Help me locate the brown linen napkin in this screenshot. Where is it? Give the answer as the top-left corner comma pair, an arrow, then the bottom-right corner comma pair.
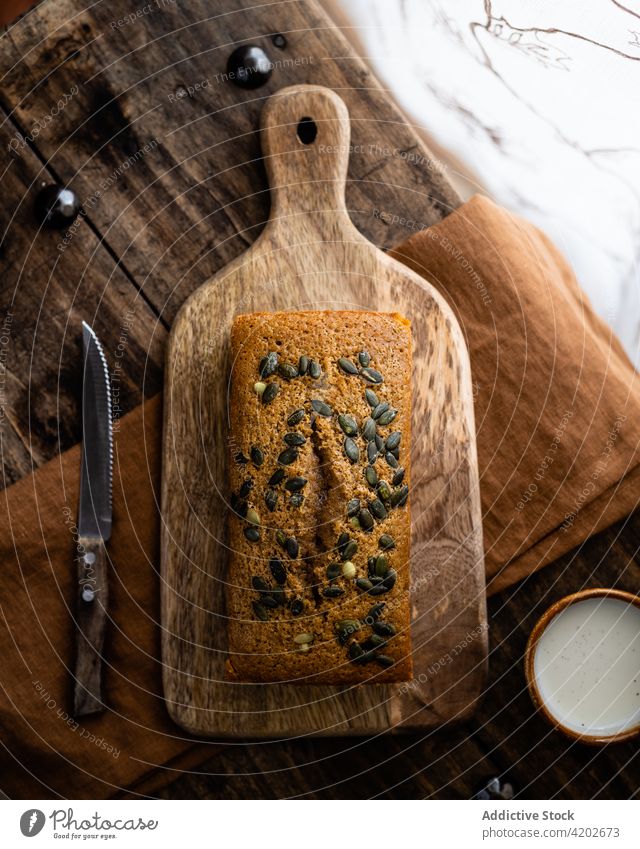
389,195 -> 640,593
1,195 -> 638,798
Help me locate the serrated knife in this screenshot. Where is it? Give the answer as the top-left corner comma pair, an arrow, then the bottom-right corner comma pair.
73,321 -> 113,717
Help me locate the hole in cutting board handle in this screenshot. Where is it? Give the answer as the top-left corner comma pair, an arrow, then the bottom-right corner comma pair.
296,116 -> 317,145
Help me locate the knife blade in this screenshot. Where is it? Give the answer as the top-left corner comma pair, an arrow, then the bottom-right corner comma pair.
73,321 -> 113,717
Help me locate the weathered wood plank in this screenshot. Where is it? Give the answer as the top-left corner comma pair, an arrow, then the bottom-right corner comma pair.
0,0 -> 459,333
0,106 -> 165,484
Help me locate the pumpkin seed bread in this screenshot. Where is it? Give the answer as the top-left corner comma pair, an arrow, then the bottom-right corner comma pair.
226,311 -> 413,684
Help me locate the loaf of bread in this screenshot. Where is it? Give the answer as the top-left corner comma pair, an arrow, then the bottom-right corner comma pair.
226,311 -> 413,684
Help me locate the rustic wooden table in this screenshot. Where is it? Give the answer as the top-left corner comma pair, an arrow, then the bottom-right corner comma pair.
1,0 -> 638,799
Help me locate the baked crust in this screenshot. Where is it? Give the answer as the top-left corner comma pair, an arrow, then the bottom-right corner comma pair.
226,310 -> 413,684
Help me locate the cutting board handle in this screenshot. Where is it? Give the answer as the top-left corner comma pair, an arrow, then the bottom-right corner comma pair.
260,85 -> 354,232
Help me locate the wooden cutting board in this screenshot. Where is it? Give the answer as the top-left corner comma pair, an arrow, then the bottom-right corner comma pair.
161,84 -> 487,737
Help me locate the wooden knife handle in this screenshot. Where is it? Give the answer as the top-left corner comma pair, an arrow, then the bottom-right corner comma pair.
73,535 -> 109,716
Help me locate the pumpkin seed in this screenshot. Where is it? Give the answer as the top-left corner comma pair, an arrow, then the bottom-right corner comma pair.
392,467 -> 405,486
250,446 -> 264,467
235,451 -> 249,465
261,594 -> 278,608
251,575 -> 269,592
367,442 -> 378,464
378,534 -> 396,551
383,568 -> 397,590
261,382 -> 280,404
278,362 -> 298,380
254,381 -> 267,397
298,355 -> 309,375
373,621 -> 397,637
244,526 -> 260,542
358,508 -> 374,531
360,366 -> 383,384
285,476 -> 307,492
284,432 -> 306,446
342,561 -> 357,579
367,584 -> 389,596
342,539 -> 358,560
278,447 -> 298,465
376,654 -> 394,668
239,478 -> 253,499
390,446 -> 400,460
337,532 -> 350,554
386,431 -> 401,451
356,577 -> 373,592
311,399 -> 332,417
252,600 -> 268,621
338,414 -> 358,437
349,642 -> 365,660
285,536 -> 299,559
259,351 -> 278,378
276,529 -> 287,548
298,642 -> 310,653
290,493 -> 304,507
367,556 -> 377,576
390,484 -> 409,507
369,499 -> 387,521
323,586 -> 345,598
338,357 -> 358,375
294,633 -> 314,644
232,498 -> 248,519
269,557 -> 286,585
369,633 -> 388,647
246,507 -> 261,526
358,351 -> 370,367
372,402 -> 389,420
375,434 -> 385,453
365,388 -> 379,408
349,516 -> 361,530
268,468 -> 285,486
309,360 -> 322,379
346,498 -> 360,517
271,586 -> 286,605
362,417 -> 377,441
377,480 -> 392,502
367,602 -> 386,621
365,465 -> 378,487
344,437 -> 359,463
385,451 -> 399,469
290,597 -> 303,616
336,619 -> 360,639
374,555 -> 389,577
327,563 -> 342,580
287,408 -> 306,427
379,409 -> 398,426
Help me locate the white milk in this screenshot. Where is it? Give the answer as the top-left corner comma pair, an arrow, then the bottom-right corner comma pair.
533,597 -> 640,737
